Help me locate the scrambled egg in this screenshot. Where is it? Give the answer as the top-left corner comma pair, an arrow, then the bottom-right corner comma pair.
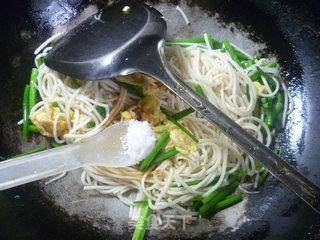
119,74 -> 198,156
253,82 -> 266,94
31,106 -> 69,137
164,121 -> 197,155
120,109 -> 136,121
138,95 -> 166,126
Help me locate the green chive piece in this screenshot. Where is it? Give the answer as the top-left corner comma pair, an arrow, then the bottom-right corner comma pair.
28,124 -> 40,133
234,48 -> 251,61
139,131 -> 170,172
258,169 -> 270,187
95,106 -> 106,118
266,61 -> 277,68
13,145 -> 46,158
160,107 -> 199,143
256,66 -> 276,91
132,202 -> 152,240
199,181 -> 239,216
70,78 -> 83,88
245,84 -> 250,101
241,59 -> 255,69
194,84 -> 207,99
51,101 -> 59,108
35,57 -> 44,68
166,35 -> 222,49
166,36 -> 207,44
209,193 -> 243,214
86,121 -> 96,128
114,80 -> 145,98
133,200 -> 148,206
222,40 -> 241,66
186,176 -> 220,187
51,142 -> 65,148
29,68 -> 38,110
22,84 -> 30,140
172,108 -> 194,120
264,113 -> 274,127
255,161 -> 262,170
202,177 -> 239,205
249,70 -> 261,82
153,147 -> 179,165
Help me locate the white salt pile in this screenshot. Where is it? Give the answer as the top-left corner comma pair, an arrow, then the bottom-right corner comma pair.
122,120 -> 156,163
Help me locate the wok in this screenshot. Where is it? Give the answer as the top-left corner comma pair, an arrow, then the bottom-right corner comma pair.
0,0 -> 319,239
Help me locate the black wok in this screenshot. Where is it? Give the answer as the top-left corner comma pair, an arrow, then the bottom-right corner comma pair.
0,0 -> 319,239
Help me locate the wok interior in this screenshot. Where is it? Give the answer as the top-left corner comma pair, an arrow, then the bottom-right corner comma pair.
0,0 -> 319,239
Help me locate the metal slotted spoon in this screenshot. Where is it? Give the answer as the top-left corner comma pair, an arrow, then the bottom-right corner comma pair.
45,0 -> 320,214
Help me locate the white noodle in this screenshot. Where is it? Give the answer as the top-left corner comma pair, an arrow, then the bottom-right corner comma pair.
31,33 -> 288,221
34,32 -> 63,55
175,6 -> 190,25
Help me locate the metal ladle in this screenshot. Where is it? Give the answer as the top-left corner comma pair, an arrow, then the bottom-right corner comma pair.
45,0 -> 320,214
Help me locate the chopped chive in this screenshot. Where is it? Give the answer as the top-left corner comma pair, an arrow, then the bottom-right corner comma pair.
132,201 -> 152,240
186,198 -> 203,211
172,108 -> 194,120
258,169 -> 269,187
13,145 -> 46,158
153,147 -> 178,165
274,91 -> 284,113
249,70 -> 261,82
86,121 -> 96,128
253,100 -> 261,118
22,84 -> 30,140
241,59 -> 255,69
209,193 -> 243,214
139,131 -> 170,172
232,169 -> 248,178
199,181 -> 239,216
208,35 -> 223,49
160,107 -> 199,143
273,148 -> 280,155
166,36 -> 206,44
51,142 -> 65,148
234,48 -> 251,61
256,66 -> 276,91
166,35 -> 222,49
133,200 -> 148,206
114,80 -> 145,98
253,55 -> 261,62
51,101 -> 59,108
202,177 -> 239,205
255,161 -> 262,170
275,113 -> 283,130
95,106 -> 106,118
261,97 -> 273,109
222,39 -> 241,66
185,179 -> 202,186
264,113 -> 274,127
194,84 -> 207,99
35,57 -> 44,68
70,78 -> 82,88
266,61 -> 277,68
245,84 -> 250,101
29,68 -> 38,110
186,176 -> 219,187
28,124 -> 40,133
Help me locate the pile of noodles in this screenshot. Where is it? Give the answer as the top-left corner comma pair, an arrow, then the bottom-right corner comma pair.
29,33 -> 288,219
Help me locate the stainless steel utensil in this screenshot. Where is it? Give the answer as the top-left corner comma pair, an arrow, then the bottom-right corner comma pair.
45,0 -> 320,214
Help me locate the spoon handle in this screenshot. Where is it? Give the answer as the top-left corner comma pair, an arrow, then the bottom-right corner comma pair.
142,41 -> 320,214
0,144 -> 82,190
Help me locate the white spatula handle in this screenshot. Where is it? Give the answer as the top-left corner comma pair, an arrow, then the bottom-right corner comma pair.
0,144 -> 82,190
